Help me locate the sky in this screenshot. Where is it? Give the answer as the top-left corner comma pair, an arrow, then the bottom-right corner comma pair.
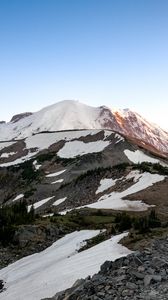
0,0 -> 168,130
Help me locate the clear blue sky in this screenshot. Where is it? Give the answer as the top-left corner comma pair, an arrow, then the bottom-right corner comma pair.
0,0 -> 168,130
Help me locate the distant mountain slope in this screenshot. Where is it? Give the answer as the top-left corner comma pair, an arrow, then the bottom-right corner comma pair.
0,100 -> 167,156
0,128 -> 167,213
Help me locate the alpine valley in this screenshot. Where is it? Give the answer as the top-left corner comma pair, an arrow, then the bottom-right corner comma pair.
0,100 -> 168,300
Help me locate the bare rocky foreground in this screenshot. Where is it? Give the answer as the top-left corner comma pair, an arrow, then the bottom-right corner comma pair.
42,236 -> 168,300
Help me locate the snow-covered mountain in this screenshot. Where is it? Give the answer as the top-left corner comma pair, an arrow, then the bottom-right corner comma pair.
0,100 -> 167,156
0,100 -> 167,300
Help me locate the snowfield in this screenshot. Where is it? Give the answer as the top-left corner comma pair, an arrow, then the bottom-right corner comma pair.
85,172 -> 165,211
52,197 -> 67,206
0,129 -> 111,167
45,169 -> 66,177
0,152 -> 16,158
0,231 -> 131,300
57,140 -> 110,158
33,160 -> 41,170
0,151 -> 37,167
25,129 -> 102,151
60,171 -> 165,213
12,194 -> 24,202
96,178 -> 118,194
0,141 -> 16,151
51,179 -> 64,184
28,196 -> 55,212
124,149 -> 166,166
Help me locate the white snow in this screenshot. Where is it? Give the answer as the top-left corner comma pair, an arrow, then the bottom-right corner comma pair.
52,197 -> 67,206
59,208 -> 73,215
0,101 -> 106,141
0,151 -> 36,167
51,179 -> 64,184
45,169 -> 66,177
0,141 -> 16,151
0,152 -> 16,158
57,140 -> 110,158
12,194 -> 24,202
42,213 -> 54,218
60,171 -> 165,214
96,178 -> 117,194
125,170 -> 142,182
85,172 -> 165,211
124,149 -> 163,164
0,100 -> 167,155
25,129 -> 102,151
0,230 -> 131,300
28,196 -> 55,212
33,160 -> 41,170
115,133 -> 124,144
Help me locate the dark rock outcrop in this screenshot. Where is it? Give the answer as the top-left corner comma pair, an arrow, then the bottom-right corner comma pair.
10,112 -> 32,123
0,224 -> 66,269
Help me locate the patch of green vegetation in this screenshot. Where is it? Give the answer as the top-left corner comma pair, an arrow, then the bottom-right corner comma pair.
113,162 -> 130,171
115,209 -> 161,234
50,210 -> 112,228
21,161 -> 41,182
7,159 -> 41,183
133,162 -> 168,175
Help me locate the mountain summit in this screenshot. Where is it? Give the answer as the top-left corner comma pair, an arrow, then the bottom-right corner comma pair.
0,100 -> 167,156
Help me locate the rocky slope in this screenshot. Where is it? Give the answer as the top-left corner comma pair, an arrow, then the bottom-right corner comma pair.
0,128 -> 167,216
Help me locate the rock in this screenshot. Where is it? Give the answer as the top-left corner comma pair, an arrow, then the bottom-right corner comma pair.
152,275 -> 162,282
0,280 -> 4,292
130,270 -> 145,279
10,112 -> 32,123
122,289 -> 134,296
144,275 -> 153,286
126,282 -> 137,290
100,261 -> 112,273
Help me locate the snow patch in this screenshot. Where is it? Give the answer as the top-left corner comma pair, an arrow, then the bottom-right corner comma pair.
28,196 -> 55,212
0,230 -> 131,300
115,133 -> 124,144
42,213 -> 54,218
12,194 -> 24,202
124,149 -> 162,164
53,197 -> 67,206
61,172 -> 165,213
25,130 -> 102,151
0,141 -> 16,151
46,169 -> 66,177
96,178 -> 117,194
0,152 -> 17,158
86,172 -> 165,211
51,179 -> 64,184
57,140 -> 110,158
0,151 -> 37,167
33,160 -> 41,170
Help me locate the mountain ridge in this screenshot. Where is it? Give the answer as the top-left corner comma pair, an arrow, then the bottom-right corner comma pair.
0,100 -> 167,156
